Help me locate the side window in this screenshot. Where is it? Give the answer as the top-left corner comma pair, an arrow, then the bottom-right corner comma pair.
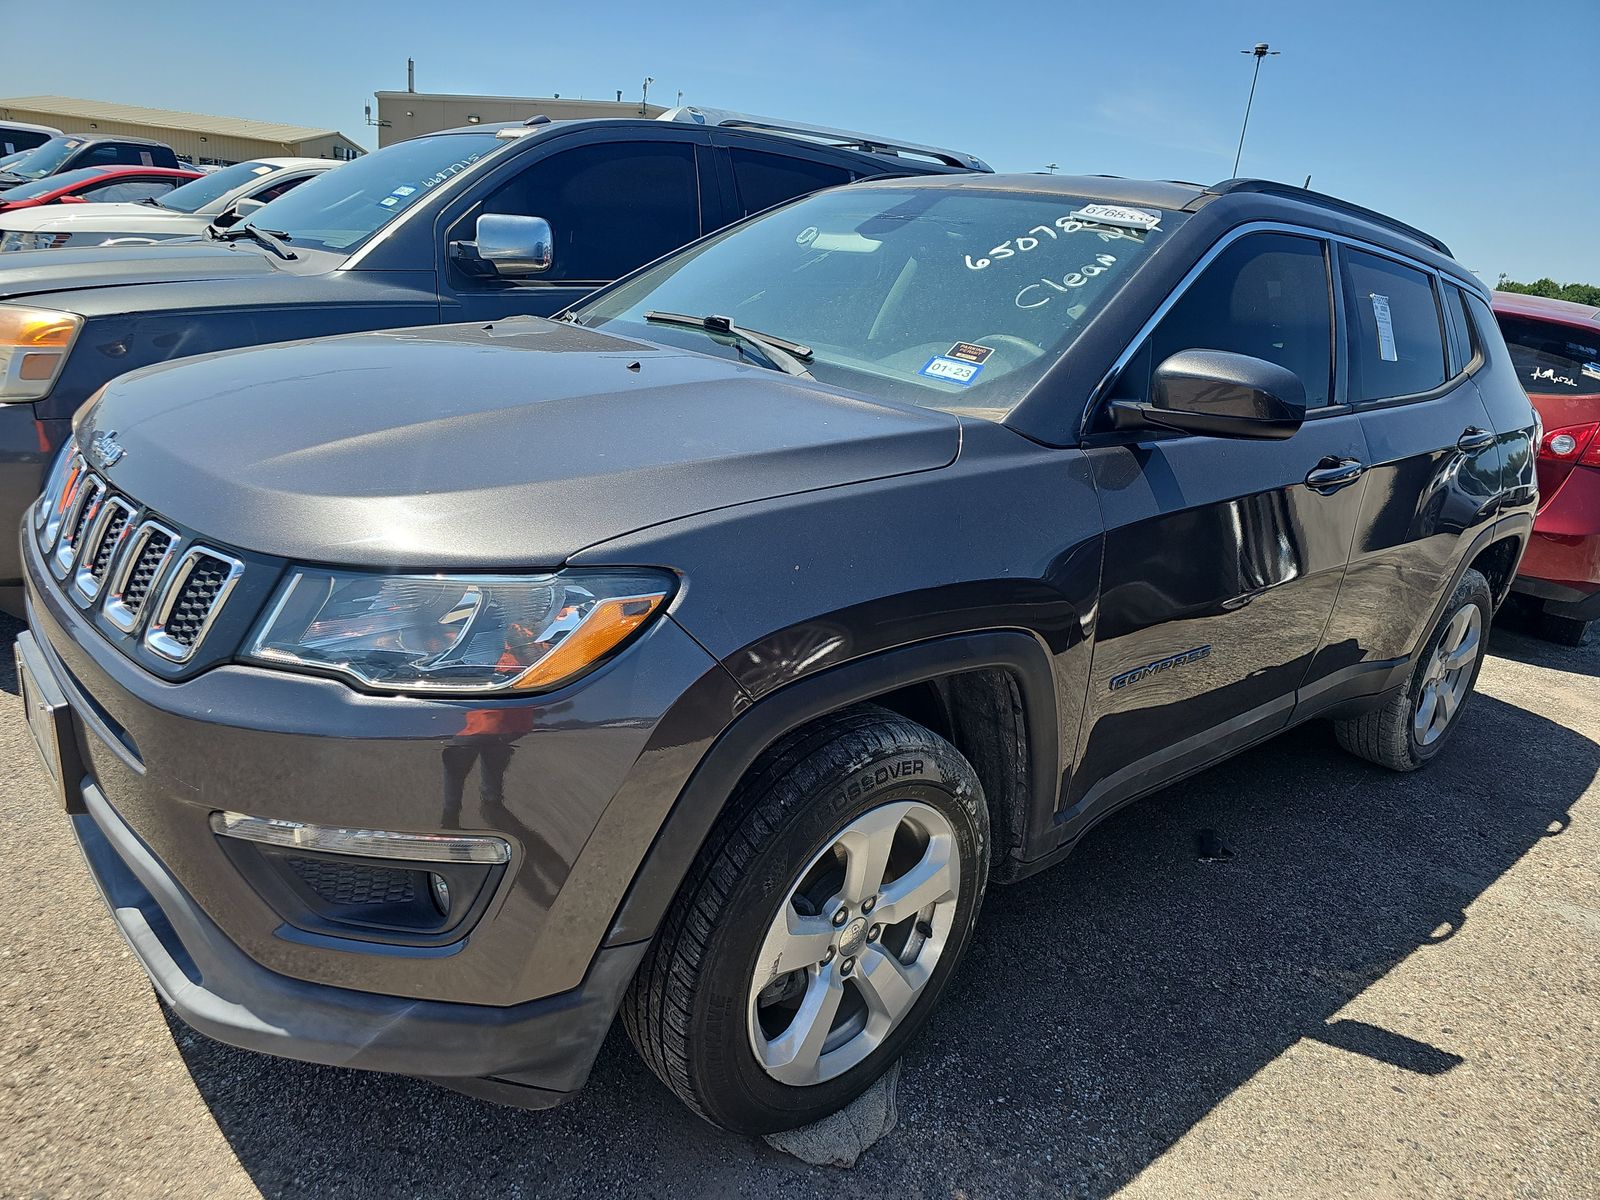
79,145 -> 121,169
479,141 -> 700,283
1340,249 -> 1446,402
250,174 -> 312,204
82,179 -> 176,202
1134,232 -> 1333,407
1443,286 -> 1477,375
730,149 -> 853,217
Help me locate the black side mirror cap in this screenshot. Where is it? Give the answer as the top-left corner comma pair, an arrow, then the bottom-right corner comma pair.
1109,349 -> 1307,441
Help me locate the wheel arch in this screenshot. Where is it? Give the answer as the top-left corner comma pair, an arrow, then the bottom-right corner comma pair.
603,629 -> 1062,948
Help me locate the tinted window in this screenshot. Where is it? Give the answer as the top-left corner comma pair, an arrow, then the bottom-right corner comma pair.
731,149 -> 853,216
1138,232 -> 1332,407
481,141 -> 700,282
84,179 -> 178,202
250,173 -> 312,203
79,145 -> 122,169
1341,249 -> 1446,401
1496,312 -> 1600,396
1443,286 -> 1476,375
1,128 -> 52,155
0,167 -> 104,201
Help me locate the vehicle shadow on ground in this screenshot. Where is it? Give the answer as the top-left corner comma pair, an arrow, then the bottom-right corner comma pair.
1487,601 -> 1600,678
160,684 -> 1589,1198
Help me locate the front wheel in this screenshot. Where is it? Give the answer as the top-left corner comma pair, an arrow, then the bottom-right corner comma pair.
622,706 -> 989,1134
1334,568 -> 1492,771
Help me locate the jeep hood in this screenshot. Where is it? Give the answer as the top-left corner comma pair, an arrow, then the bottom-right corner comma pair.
0,240 -> 278,300
77,318 -> 961,569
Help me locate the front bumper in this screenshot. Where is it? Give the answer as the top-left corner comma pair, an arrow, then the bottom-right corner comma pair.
57,729 -> 643,1104
19,508 -> 742,1098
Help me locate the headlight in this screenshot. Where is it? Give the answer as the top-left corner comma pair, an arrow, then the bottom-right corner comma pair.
245,569 -> 673,694
0,304 -> 82,402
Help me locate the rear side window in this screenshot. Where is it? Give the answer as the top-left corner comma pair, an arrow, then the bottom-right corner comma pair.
1496,312 -> 1600,396
1443,286 -> 1477,375
1341,249 -> 1446,402
1136,231 -> 1333,407
730,149 -> 853,217
481,141 -> 700,282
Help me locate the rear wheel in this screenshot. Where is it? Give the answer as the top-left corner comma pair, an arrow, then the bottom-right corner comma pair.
622,705 -> 989,1134
1334,568 -> 1491,771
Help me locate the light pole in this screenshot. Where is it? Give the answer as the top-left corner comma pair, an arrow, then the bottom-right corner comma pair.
641,76 -> 655,116
1233,42 -> 1279,178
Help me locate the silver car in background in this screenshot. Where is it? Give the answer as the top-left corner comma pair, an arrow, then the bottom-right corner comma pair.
0,158 -> 338,252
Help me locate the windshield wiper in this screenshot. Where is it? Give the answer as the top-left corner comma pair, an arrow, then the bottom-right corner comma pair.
205,222 -> 296,260
643,311 -> 813,377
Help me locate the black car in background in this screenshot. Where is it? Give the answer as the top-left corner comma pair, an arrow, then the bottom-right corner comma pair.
0,107 -> 987,614
17,172 -> 1536,1133
0,135 -> 181,192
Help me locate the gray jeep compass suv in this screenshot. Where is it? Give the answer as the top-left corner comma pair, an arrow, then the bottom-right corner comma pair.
17,172 -> 1537,1133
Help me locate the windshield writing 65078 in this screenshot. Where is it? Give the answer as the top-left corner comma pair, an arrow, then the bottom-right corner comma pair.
965,217 -> 1144,271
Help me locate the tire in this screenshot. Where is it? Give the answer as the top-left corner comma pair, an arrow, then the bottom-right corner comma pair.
1334,568 -> 1492,771
1538,610 -> 1592,647
622,704 -> 989,1134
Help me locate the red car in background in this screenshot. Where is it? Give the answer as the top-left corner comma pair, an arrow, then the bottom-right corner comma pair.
0,165 -> 200,213
1494,291 -> 1600,644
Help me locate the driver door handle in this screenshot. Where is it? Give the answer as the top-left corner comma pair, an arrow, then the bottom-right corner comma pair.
1457,426 -> 1496,452
1305,456 -> 1365,493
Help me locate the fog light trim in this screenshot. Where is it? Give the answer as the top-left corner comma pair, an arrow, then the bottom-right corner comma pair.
210,811 -> 511,864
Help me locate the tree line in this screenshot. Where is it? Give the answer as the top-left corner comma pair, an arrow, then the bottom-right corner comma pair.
1496,276 -> 1600,308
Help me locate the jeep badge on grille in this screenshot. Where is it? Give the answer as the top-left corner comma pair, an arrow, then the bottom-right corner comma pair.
87,431 -> 125,470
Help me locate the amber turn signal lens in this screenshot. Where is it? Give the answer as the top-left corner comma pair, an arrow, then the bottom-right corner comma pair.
510,592 -> 668,690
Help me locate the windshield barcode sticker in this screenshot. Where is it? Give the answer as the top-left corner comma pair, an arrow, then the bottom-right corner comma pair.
1370,293 -> 1398,362
920,355 -> 984,386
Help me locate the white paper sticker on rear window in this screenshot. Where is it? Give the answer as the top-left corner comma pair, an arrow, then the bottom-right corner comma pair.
1370,293 -> 1398,362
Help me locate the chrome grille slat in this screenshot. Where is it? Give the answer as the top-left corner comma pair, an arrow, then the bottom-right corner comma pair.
71,497 -> 135,602
144,546 -> 245,663
50,473 -> 105,579
103,520 -> 178,633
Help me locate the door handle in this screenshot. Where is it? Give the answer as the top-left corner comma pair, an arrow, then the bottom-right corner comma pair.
1457,426 -> 1496,452
1305,456 -> 1365,493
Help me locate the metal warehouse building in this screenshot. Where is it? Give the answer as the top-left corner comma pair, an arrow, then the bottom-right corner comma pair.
374,91 -> 664,148
0,96 -> 364,166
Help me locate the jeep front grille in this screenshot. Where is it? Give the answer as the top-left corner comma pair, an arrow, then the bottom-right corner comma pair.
35,446 -> 246,664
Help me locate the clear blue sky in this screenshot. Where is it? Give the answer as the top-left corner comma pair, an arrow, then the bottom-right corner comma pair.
3,0 -> 1594,282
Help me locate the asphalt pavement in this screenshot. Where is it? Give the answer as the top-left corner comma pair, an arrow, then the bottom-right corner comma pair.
0,608 -> 1595,1198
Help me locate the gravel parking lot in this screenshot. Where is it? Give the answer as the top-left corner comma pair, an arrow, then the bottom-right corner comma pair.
0,608 -> 1594,1198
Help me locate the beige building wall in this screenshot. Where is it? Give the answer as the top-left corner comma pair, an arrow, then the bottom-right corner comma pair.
0,99 -> 363,166
375,92 -> 666,147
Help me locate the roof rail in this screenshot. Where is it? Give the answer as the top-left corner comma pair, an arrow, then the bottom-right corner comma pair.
1202,178 -> 1452,257
656,106 -> 992,173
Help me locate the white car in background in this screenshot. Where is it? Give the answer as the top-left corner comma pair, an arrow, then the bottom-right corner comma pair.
0,157 -> 338,252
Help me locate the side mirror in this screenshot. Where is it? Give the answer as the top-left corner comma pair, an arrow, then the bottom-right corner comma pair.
218,196 -> 266,228
451,213 -> 553,278
58,194 -> 88,204
1109,349 -> 1306,440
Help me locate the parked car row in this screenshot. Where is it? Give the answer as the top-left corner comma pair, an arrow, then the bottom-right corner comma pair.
0,103 -> 1557,1135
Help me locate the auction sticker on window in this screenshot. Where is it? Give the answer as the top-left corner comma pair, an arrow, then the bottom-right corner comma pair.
920,355 -> 984,386
1370,293 -> 1398,362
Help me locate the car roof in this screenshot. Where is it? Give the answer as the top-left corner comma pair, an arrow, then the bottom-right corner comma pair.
1491,290 -> 1600,329
248,157 -> 336,170
421,116 -> 978,174
58,133 -> 171,147
848,171 -> 1455,259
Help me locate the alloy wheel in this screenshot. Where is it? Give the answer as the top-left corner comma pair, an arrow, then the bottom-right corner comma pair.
747,800 -> 960,1086
1413,601 -> 1482,746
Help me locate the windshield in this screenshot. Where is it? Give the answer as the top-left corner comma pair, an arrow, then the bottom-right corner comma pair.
239,133 -> 503,254
574,185 -> 1172,416
1,136 -> 84,181
1498,313 -> 1600,396
159,160 -> 280,213
0,167 -> 105,201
